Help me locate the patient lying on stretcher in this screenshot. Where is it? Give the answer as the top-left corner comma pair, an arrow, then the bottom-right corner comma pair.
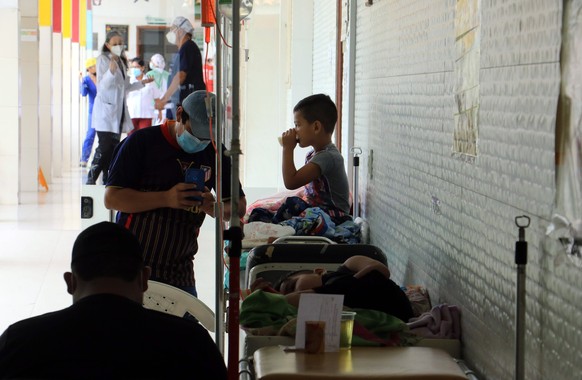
251,255 -> 414,322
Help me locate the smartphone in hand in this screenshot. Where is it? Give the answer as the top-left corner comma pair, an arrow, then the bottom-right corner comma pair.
185,168 -> 205,201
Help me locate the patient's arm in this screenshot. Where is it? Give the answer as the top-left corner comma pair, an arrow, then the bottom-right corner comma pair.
343,255 -> 390,279
284,289 -> 315,307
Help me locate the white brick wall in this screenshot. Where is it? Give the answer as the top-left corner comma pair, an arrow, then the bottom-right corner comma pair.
311,0 -> 581,379
312,0 -> 337,97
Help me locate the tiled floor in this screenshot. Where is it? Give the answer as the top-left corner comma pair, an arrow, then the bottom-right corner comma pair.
0,168 -> 272,339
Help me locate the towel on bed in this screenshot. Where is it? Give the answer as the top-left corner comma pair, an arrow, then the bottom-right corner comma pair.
240,290 -> 421,347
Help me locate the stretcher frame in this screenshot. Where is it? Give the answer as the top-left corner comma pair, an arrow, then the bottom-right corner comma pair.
244,242 -> 387,289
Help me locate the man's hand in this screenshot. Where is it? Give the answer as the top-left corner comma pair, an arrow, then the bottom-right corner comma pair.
165,182 -> 205,210
199,187 -> 216,217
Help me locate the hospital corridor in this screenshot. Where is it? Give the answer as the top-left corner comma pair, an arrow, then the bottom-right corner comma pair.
1,1 -> 582,379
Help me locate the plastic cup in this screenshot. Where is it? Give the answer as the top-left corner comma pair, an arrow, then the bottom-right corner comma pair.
340,311 -> 356,350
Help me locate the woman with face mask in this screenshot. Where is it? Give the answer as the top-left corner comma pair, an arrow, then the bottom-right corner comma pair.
126,57 -> 156,135
87,30 -> 153,185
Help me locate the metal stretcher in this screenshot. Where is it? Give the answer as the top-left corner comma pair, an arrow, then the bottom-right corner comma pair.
239,241 -> 467,379
240,241 -> 387,358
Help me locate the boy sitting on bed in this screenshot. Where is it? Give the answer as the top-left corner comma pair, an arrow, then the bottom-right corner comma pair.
278,94 -> 351,225
251,255 -> 414,323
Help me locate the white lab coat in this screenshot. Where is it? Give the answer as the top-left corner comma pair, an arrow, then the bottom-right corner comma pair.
126,76 -> 156,119
92,53 -> 144,134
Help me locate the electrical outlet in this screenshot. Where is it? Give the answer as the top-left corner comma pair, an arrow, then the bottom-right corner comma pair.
81,196 -> 93,219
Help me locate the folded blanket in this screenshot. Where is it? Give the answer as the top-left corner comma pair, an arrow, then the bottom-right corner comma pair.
240,290 -> 421,347
406,303 -> 461,339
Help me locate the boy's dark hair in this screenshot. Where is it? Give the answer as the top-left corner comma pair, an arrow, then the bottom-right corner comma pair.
273,269 -> 313,294
293,94 -> 337,134
71,222 -> 144,282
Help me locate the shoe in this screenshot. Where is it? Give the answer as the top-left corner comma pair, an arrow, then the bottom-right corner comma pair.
80,161 -> 87,168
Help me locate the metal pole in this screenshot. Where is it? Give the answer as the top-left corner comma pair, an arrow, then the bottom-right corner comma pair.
514,215 -> 529,380
226,1 -> 242,379
346,0 -> 357,193
214,0 -> 225,355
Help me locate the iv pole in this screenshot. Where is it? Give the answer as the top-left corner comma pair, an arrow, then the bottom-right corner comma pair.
223,1 -> 243,379
213,0 -> 225,355
514,215 -> 529,380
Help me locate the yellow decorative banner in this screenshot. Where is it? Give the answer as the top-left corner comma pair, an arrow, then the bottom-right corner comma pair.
62,0 -> 71,38
39,0 -> 51,27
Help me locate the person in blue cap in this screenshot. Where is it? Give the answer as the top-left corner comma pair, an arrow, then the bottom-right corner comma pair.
0,222 -> 227,379
105,91 -> 247,297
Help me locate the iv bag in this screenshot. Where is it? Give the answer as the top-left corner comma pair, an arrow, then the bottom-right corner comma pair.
219,0 -> 253,21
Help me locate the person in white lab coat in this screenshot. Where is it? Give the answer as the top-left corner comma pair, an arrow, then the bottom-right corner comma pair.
87,30 -> 153,185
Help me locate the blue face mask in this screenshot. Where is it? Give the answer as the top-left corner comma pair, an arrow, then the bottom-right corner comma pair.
132,68 -> 142,77
176,123 -> 210,153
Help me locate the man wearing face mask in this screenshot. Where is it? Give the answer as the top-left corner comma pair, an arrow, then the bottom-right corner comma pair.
104,91 -> 246,297
154,16 -> 205,120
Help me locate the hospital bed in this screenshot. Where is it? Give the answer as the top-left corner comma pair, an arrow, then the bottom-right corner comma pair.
239,241 -> 462,360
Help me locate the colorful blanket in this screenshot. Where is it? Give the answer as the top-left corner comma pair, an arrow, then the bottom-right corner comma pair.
244,192 -> 361,244
240,290 -> 421,347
